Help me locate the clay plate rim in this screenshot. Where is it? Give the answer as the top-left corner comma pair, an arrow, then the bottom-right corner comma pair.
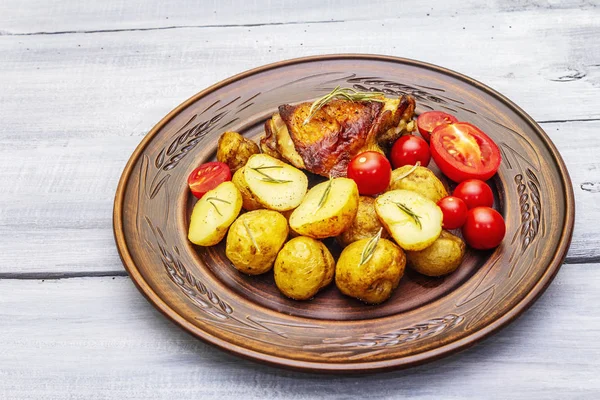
113,54 -> 575,373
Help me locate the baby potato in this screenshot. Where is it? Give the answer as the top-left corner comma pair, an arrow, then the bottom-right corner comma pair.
406,231 -> 466,277
244,154 -> 309,211
188,181 -> 242,246
388,165 -> 448,203
336,236 -> 406,304
226,210 -> 288,275
274,237 -> 335,300
217,131 -> 260,173
375,189 -> 443,251
289,178 -> 359,239
232,167 -> 263,211
337,196 -> 389,247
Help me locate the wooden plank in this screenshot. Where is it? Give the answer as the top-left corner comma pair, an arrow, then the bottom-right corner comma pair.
1,120 -> 596,275
0,8 -> 599,130
0,0 -> 593,35
1,265 -> 599,399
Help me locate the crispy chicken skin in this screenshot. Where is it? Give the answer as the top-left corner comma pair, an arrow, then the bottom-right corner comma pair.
261,95 -> 416,177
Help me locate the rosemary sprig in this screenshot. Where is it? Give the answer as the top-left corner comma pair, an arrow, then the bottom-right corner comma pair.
316,177 -> 333,211
243,220 -> 260,253
392,162 -> 421,182
205,196 -> 231,204
250,166 -> 292,184
251,165 -> 283,171
394,202 -> 422,230
359,228 -> 383,266
303,86 -> 385,125
209,201 -> 222,216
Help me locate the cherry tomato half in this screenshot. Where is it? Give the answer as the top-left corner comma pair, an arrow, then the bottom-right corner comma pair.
347,151 -> 391,195
453,179 -> 494,209
417,111 -> 458,141
462,207 -> 506,250
187,161 -> 231,199
437,196 -> 468,229
430,122 -> 501,182
390,135 -> 431,168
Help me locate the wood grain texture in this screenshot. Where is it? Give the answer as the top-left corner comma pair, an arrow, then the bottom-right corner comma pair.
1,266 -> 599,399
1,0 -> 595,34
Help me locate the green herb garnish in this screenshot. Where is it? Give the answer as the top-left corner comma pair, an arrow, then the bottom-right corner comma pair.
243,220 -> 260,253
360,228 -> 383,266
303,86 -> 385,125
316,177 -> 334,211
250,166 -> 292,184
394,202 -> 422,229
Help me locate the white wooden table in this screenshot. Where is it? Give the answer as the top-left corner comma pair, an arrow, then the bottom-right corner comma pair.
1,1 -> 599,398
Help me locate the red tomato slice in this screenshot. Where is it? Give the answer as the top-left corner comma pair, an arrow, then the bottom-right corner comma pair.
187,161 -> 231,199
417,111 -> 458,141
430,122 -> 501,182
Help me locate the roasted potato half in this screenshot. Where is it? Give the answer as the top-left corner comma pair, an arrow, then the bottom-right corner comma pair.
406,231 -> 466,277
232,167 -> 263,211
337,196 -> 389,247
388,165 -> 448,203
217,131 -> 260,173
336,235 -> 406,304
225,210 -> 288,275
244,154 -> 308,211
289,178 -> 359,239
274,237 -> 335,300
188,181 -> 242,246
375,189 -> 443,251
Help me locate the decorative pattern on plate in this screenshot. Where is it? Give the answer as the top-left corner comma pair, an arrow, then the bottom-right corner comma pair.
304,314 -> 464,360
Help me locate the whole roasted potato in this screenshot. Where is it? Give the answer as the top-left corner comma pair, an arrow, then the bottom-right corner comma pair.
337,196 -> 389,247
388,165 -> 448,203
406,231 -> 466,277
232,167 -> 263,211
226,210 -> 288,275
217,131 -> 260,173
336,236 -> 406,304
274,237 -> 335,300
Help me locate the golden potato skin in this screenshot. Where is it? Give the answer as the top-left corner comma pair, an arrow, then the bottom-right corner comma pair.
232,167 -> 263,211
406,231 -> 466,277
274,237 -> 335,300
226,210 -> 288,275
337,196 -> 389,247
388,165 -> 448,203
335,238 -> 406,304
217,131 -> 260,173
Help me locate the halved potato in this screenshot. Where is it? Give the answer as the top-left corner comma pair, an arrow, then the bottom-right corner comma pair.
232,167 -> 263,211
244,154 -> 308,211
188,181 -> 242,246
375,189 -> 443,251
289,178 -> 359,239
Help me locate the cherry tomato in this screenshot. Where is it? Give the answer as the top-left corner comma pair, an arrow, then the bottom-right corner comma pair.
347,151 -> 391,195
187,161 -> 231,199
417,111 -> 458,141
462,207 -> 506,250
453,179 -> 494,209
390,135 -> 431,168
437,196 -> 468,229
430,122 -> 501,182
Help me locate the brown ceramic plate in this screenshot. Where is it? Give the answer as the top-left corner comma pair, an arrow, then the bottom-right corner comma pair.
113,54 -> 574,373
